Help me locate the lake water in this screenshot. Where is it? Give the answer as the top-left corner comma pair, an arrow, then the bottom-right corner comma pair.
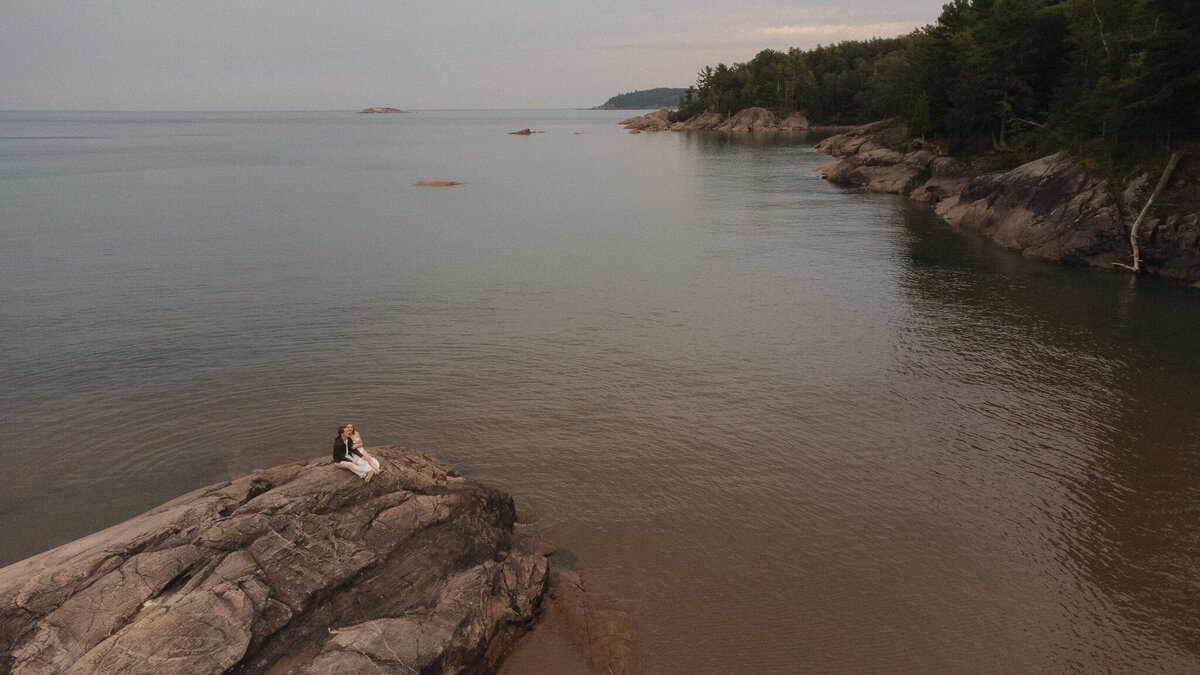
2,110 -> 1199,672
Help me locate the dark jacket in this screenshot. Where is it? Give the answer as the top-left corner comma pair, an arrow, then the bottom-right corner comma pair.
333,436 -> 363,464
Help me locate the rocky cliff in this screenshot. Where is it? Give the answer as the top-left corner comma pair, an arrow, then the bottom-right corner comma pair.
817,127 -> 1200,282
0,447 -> 550,674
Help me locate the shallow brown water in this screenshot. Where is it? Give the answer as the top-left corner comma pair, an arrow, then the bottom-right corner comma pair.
2,110 -> 1198,672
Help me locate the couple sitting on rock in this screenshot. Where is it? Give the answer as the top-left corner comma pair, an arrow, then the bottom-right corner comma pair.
334,423 -> 384,482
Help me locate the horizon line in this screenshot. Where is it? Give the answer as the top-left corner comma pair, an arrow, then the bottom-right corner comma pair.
0,107 -> 650,114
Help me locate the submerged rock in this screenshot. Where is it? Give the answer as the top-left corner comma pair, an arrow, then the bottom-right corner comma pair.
501,562 -> 637,675
0,447 -> 549,674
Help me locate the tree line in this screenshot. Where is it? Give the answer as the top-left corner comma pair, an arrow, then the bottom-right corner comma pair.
671,0 -> 1198,158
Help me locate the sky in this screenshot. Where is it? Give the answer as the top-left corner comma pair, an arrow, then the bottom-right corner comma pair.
2,1 -> 949,111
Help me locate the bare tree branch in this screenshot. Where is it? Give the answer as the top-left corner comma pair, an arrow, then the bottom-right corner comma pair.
1117,153 -> 1183,273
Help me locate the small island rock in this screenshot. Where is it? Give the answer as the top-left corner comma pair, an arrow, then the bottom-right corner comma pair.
359,107 -> 409,114
414,179 -> 463,187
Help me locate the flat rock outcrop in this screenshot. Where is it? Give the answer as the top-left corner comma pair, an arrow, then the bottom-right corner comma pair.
0,447 -> 549,674
359,108 -> 409,114
414,179 -> 462,187
818,127 -> 1200,281
619,108 -> 811,133
714,107 -> 809,133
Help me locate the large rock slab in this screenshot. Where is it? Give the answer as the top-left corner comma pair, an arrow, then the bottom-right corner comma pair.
934,151 -> 1126,266
0,447 -> 549,674
818,127 -> 1200,282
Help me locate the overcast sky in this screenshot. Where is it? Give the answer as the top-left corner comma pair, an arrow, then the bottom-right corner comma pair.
3,1 -> 948,111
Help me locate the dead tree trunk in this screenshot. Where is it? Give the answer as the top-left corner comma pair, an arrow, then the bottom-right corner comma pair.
1117,153 -> 1181,273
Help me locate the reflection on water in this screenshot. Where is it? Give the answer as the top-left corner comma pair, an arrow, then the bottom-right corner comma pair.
894,208 -> 1200,669
1,111 -> 1198,672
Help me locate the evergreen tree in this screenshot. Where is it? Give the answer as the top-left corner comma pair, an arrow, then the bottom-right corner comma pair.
672,0 -> 1197,157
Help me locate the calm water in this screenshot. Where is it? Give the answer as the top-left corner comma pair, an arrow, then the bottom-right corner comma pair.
2,110 -> 1199,672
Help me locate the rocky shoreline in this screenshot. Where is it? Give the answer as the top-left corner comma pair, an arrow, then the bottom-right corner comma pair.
816,127 -> 1200,283
620,107 -> 820,133
0,447 -> 633,674
621,110 -> 1198,283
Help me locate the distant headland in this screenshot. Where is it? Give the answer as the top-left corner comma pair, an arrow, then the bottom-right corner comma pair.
592,88 -> 686,110
359,107 -> 409,114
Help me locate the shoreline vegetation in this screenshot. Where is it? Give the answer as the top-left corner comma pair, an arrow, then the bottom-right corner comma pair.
0,447 -> 635,674
619,0 -> 1198,284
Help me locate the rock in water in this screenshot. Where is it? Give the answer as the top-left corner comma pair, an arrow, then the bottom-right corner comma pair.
0,447 -> 549,674
619,110 -> 674,132
414,179 -> 462,187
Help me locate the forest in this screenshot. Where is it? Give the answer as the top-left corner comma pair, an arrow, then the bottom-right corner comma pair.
670,0 -> 1198,160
